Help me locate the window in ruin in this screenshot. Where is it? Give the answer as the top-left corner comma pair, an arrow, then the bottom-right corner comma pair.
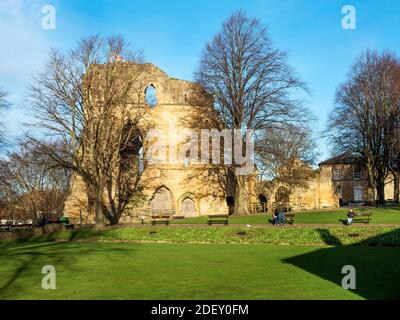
145,84 -> 157,108
120,123 -> 143,172
138,147 -> 144,174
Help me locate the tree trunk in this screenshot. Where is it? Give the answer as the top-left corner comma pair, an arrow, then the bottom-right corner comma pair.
376,172 -> 386,206
93,196 -> 106,229
107,210 -> 120,226
88,184 -> 106,229
234,175 -> 250,216
394,172 -> 399,204
366,162 -> 376,205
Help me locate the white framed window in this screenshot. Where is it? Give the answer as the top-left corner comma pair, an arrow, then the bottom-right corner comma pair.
333,168 -> 341,180
353,168 -> 362,180
354,187 -> 363,202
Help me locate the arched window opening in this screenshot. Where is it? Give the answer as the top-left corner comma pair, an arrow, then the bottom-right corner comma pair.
183,150 -> 191,168
145,85 -> 157,107
120,122 -> 143,172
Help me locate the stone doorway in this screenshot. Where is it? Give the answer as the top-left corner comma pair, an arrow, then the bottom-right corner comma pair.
258,194 -> 268,213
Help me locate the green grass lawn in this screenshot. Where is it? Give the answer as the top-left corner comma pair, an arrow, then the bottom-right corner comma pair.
1,208 -> 399,300
170,207 -> 400,225
1,240 -> 399,300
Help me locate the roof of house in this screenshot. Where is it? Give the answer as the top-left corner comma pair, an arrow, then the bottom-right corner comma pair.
318,153 -> 361,166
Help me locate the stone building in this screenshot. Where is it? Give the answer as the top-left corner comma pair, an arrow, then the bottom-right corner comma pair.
64,63 -> 395,224
252,153 -> 397,212
253,162 -> 340,213
318,153 -> 396,205
64,63 -> 251,223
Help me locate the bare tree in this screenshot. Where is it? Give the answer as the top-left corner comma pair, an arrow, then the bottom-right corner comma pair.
328,50 -> 400,205
388,76 -> 400,203
27,35 -> 148,227
0,140 -> 70,224
194,11 -> 309,215
257,125 -> 317,189
0,86 -> 8,147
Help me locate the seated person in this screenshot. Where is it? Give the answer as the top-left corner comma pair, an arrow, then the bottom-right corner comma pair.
278,211 -> 286,225
347,209 -> 355,225
272,209 -> 279,225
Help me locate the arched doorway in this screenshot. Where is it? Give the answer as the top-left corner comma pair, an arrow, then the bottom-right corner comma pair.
226,196 -> 234,215
181,198 -> 196,217
258,194 -> 268,213
151,187 -> 173,212
275,186 -> 290,212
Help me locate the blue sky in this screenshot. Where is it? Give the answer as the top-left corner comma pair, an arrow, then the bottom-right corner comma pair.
1,0 -> 400,160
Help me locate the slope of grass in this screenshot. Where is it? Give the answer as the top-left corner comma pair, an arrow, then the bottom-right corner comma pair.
97,226 -> 400,246
6,225 -> 400,247
1,241 -> 399,300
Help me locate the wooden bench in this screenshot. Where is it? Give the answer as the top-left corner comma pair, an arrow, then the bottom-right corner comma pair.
285,214 -> 295,225
151,215 -> 171,226
208,214 -> 229,225
352,213 -> 372,224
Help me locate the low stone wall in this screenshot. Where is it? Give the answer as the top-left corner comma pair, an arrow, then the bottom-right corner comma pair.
0,224 -> 74,241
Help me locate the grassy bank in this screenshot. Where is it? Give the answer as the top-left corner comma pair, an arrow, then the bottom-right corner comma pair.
10,225 -> 400,247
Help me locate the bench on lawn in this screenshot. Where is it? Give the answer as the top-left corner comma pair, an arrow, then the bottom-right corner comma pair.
352,213 -> 372,224
208,214 -> 229,225
285,213 -> 295,225
151,215 -> 170,226
147,209 -> 176,225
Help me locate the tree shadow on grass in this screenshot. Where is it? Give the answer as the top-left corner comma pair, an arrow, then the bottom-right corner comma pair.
283,229 -> 400,300
0,237 -> 136,299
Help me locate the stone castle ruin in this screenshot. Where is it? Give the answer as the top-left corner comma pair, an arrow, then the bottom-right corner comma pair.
64,63 -> 340,224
